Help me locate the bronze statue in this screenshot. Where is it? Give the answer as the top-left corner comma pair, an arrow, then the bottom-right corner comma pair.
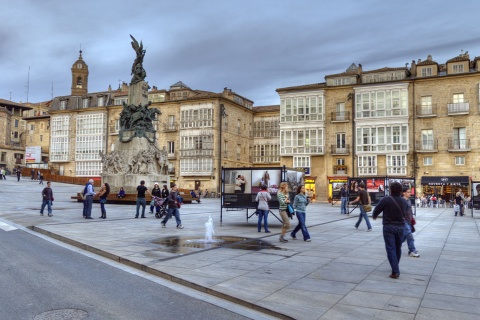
130,34 -> 147,85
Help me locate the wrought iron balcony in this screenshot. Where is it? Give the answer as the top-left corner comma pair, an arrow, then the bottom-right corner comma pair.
416,104 -> 437,117
331,111 -> 350,122
330,144 -> 350,155
415,140 -> 438,152
447,102 -> 469,115
162,123 -> 178,132
333,165 -> 347,175
447,139 -> 471,152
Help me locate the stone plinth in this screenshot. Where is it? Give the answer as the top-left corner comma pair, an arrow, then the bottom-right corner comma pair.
102,137 -> 169,194
129,81 -> 149,106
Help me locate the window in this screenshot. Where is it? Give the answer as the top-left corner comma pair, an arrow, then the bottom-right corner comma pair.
82,98 -> 89,108
421,67 -> 432,77
421,96 -> 432,115
455,156 -> 465,165
252,144 -> 280,163
60,100 -> 67,110
356,125 -> 408,152
180,107 -> 213,129
336,158 -> 345,165
355,89 -> 408,118
114,119 -> 120,132
387,155 -> 407,175
335,102 -> 346,120
75,114 -> 106,176
14,119 -> 19,127
280,128 -> 323,154
168,141 -> 175,154
180,133 -> 213,157
98,96 -> 105,107
236,144 -> 241,160
50,116 -> 70,161
336,133 -> 346,153
40,135 -> 43,142
77,77 -> 82,86
0,152 -> 6,162
358,155 -> 377,175
452,64 -> 464,74
13,131 -> 18,138
453,93 -> 464,104
421,130 -> 434,150
168,115 -> 175,130
293,156 -> 310,168
333,78 -> 350,85
453,127 -> 466,149
180,158 -> 213,175
280,95 -> 324,122
424,157 -> 432,166
237,119 -> 241,134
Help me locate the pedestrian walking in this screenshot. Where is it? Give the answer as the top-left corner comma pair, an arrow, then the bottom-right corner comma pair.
16,168 -> 21,182
372,181 -> 408,279
149,183 -> 162,214
39,174 -> 44,185
290,185 -> 311,242
96,182 -> 110,219
340,183 -> 348,214
40,181 -> 54,217
161,185 -> 183,228
455,188 -> 466,216
135,180 -> 151,218
255,184 -> 272,233
82,179 -> 95,219
349,183 -> 372,231
31,169 -> 35,180
277,182 -> 291,242
402,187 -> 419,257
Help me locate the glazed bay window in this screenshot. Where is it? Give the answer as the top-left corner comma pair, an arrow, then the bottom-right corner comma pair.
358,155 -> 377,175
355,89 -> 407,118
252,144 -> 279,163
50,116 -> 70,161
75,114 -> 106,176
180,107 -> 213,128
180,158 -> 213,175
356,125 -> 408,152
280,128 -> 323,155
293,156 -> 310,168
280,95 -> 324,122
180,134 -> 213,157
387,155 -> 407,175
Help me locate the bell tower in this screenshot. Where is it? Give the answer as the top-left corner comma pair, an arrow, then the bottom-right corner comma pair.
71,50 -> 89,96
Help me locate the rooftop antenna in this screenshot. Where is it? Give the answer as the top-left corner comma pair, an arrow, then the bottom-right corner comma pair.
25,66 -> 30,102
118,79 -> 122,89
51,77 -> 54,100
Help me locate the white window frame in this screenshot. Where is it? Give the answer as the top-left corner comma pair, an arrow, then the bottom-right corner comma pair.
452,64 -> 464,74
423,156 -> 433,166
355,89 -> 408,118
280,128 -> 323,155
358,155 -> 377,175
280,94 -> 324,123
386,154 -> 407,175
455,156 -> 465,165
293,156 -> 310,168
50,116 -> 70,161
356,125 -> 408,152
75,114 -> 106,176
421,67 -> 432,77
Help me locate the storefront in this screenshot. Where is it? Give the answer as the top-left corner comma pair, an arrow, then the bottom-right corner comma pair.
305,176 -> 317,200
420,176 -> 470,201
329,177 -> 348,201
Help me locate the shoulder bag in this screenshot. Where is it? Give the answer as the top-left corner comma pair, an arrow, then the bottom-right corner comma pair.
286,203 -> 295,218
362,192 -> 372,212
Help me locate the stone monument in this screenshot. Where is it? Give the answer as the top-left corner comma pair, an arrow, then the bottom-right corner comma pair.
101,35 -> 170,193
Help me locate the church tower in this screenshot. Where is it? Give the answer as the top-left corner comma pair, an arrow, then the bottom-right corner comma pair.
71,50 -> 89,96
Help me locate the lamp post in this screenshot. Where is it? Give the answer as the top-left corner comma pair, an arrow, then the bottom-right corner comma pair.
218,104 -> 227,194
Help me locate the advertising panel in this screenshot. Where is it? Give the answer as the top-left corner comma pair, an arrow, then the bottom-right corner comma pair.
25,146 -> 41,163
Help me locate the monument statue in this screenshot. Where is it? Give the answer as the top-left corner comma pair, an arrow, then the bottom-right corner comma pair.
100,35 -> 170,193
130,34 -> 147,84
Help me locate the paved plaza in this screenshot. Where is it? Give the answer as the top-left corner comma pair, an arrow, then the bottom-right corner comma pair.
1,178 -> 480,319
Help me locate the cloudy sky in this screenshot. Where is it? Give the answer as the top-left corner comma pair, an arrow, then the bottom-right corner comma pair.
2,0 -> 480,106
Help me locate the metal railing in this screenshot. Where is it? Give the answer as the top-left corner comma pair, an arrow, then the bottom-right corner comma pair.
448,139 -> 470,151
416,104 -> 437,117
448,102 -> 469,114
330,144 -> 349,154
415,140 -> 437,152
331,111 -> 350,122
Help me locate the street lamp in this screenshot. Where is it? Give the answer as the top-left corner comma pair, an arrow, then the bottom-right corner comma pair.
218,104 -> 227,194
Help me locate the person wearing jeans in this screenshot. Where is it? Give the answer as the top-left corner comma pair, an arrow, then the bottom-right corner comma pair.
256,184 -> 271,233
40,181 -> 54,217
340,183 -> 348,214
402,188 -> 419,257
161,185 -> 183,229
291,185 -> 311,242
372,181 -> 409,279
135,180 -> 150,218
349,183 -> 372,231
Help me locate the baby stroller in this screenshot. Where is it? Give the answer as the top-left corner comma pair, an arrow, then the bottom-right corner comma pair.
154,197 -> 167,219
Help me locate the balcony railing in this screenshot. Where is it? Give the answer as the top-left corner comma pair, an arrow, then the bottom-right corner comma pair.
281,146 -> 324,155
448,139 -> 471,152
250,156 -> 280,164
415,140 -> 438,152
416,104 -> 437,117
162,123 -> 178,132
167,151 -> 177,159
330,144 -> 350,155
448,102 -> 469,115
331,111 -> 350,122
333,165 -> 347,175
180,149 -> 214,157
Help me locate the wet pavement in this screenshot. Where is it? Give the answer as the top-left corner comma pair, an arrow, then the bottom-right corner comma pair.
2,177 -> 480,319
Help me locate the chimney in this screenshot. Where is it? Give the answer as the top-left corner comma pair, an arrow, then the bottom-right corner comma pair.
410,60 -> 416,77
357,64 -> 363,74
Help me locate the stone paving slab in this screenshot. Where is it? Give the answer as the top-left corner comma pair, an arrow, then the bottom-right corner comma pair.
2,178 -> 480,319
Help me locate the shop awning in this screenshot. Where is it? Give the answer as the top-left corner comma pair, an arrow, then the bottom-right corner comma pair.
420,176 -> 469,185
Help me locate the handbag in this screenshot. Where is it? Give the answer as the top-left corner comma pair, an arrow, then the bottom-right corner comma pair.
363,204 -> 372,212
175,201 -> 181,208
286,203 -> 295,218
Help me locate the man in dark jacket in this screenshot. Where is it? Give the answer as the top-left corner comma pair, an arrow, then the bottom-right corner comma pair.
372,181 -> 408,279
160,185 -> 183,229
